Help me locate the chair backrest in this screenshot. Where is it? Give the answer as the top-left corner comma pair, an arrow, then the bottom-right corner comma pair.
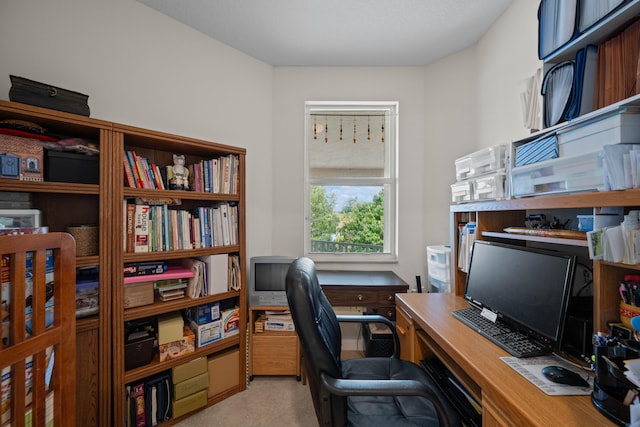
286,257 -> 347,426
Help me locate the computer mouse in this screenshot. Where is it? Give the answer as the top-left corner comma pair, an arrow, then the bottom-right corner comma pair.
541,365 -> 590,387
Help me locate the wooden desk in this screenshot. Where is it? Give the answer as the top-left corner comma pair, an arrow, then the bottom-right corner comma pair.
317,270 -> 409,320
395,293 -> 614,427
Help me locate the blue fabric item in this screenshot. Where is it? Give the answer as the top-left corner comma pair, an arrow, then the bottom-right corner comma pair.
515,135 -> 559,167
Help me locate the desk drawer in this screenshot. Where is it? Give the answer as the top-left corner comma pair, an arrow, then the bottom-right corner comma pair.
322,287 -> 380,306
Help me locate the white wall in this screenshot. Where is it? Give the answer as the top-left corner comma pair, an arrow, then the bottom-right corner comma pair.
0,0 -> 539,288
476,0 -> 542,147
0,0 -> 275,264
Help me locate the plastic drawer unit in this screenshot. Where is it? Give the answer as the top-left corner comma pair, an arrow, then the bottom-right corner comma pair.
451,180 -> 473,203
511,151 -> 604,197
557,108 -> 640,157
455,145 -> 507,181
427,245 -> 451,283
472,170 -> 506,201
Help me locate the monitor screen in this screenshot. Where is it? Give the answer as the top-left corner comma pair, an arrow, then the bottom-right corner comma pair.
254,262 -> 290,292
463,240 -> 575,345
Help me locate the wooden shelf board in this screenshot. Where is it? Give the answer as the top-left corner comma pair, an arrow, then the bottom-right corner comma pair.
482,231 -> 589,247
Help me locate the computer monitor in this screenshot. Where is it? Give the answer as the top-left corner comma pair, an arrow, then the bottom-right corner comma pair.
248,256 -> 297,306
463,240 -> 576,348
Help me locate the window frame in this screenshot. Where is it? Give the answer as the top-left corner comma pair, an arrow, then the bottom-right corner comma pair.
303,101 -> 398,263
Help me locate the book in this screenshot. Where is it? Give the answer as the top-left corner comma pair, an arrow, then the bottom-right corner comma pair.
123,157 -> 136,188
199,254 -> 229,295
132,381 -> 146,427
126,151 -> 144,188
134,204 -> 150,253
125,203 -> 136,253
124,261 -> 166,277
124,265 -> 194,284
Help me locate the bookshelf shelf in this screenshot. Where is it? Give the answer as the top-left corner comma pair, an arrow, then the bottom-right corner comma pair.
0,99 -> 246,426
124,290 -> 241,322
124,336 -> 241,384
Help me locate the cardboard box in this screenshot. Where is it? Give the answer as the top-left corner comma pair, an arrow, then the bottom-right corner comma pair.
173,372 -> 209,401
221,307 -> 240,338
186,301 -> 220,325
123,281 -> 153,308
208,348 -> 240,397
172,389 -> 207,418
158,326 -> 195,362
172,357 -> 208,384
0,135 -> 43,182
264,318 -> 295,332
190,320 -> 221,347
157,312 -> 185,345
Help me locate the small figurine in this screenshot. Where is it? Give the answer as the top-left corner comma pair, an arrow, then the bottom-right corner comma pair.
168,154 -> 189,190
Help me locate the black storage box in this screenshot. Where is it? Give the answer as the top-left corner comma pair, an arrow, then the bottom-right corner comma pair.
9,75 -> 90,116
125,333 -> 155,371
363,322 -> 395,357
45,151 -> 99,184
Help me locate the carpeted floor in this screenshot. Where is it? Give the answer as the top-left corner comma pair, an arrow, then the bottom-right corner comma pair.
174,376 -> 316,426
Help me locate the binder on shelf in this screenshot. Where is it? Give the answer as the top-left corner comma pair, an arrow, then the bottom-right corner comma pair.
538,0 -> 578,60
199,254 -> 229,295
541,45 -> 597,128
577,0 -> 626,33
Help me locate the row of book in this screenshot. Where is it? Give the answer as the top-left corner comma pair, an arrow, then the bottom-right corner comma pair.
125,371 -> 172,427
123,150 -> 239,195
124,202 -> 239,253
188,154 -> 239,195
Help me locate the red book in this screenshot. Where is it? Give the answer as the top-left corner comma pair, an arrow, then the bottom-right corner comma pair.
123,157 -> 136,188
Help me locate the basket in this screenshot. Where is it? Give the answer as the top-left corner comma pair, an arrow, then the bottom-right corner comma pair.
66,225 -> 98,256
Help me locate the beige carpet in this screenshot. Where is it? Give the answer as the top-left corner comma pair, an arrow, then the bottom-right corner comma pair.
174,376 -> 316,426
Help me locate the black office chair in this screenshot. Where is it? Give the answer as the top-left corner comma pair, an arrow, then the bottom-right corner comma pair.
285,257 -> 461,427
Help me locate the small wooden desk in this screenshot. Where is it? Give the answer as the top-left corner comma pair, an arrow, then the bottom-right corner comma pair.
395,293 -> 614,427
317,270 -> 409,320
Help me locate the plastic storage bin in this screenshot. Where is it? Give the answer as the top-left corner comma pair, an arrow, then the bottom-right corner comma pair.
557,108 -> 640,157
472,170 -> 506,201
511,151 -> 604,197
427,245 -> 451,293
455,145 -> 507,181
451,180 -> 473,203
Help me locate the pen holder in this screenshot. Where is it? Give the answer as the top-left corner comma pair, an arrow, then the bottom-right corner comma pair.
619,301 -> 640,330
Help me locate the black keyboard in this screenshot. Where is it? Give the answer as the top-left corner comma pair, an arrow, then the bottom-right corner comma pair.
451,307 -> 550,358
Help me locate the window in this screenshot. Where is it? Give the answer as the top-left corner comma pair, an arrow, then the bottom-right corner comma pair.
304,101 -> 398,261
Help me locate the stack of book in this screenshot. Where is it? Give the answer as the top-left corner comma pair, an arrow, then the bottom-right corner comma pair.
123,265 -> 194,304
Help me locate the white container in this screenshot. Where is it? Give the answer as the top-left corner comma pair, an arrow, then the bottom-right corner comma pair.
511,151 -> 604,197
428,275 -> 450,293
557,108 -> 640,157
427,245 -> 451,283
451,180 -> 473,203
472,170 -> 506,201
455,145 -> 507,181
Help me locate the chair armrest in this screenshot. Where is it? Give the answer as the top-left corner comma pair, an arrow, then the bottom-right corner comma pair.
336,314 -> 400,358
321,373 -> 451,427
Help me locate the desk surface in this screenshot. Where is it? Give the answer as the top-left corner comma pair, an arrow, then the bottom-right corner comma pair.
396,292 -> 614,427
317,270 -> 409,288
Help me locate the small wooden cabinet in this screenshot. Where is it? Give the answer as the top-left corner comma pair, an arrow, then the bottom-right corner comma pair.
249,305 -> 300,379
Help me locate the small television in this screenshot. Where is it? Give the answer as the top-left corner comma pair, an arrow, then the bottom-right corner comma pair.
249,256 -> 297,306
463,240 -> 576,349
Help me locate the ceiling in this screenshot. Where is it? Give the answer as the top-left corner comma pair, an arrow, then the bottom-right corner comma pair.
137,0 -> 514,67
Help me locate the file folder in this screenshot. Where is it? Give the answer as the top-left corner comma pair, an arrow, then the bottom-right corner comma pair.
542,61 -> 575,128
577,0 -> 626,33
541,45 -> 598,128
538,0 -> 578,59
